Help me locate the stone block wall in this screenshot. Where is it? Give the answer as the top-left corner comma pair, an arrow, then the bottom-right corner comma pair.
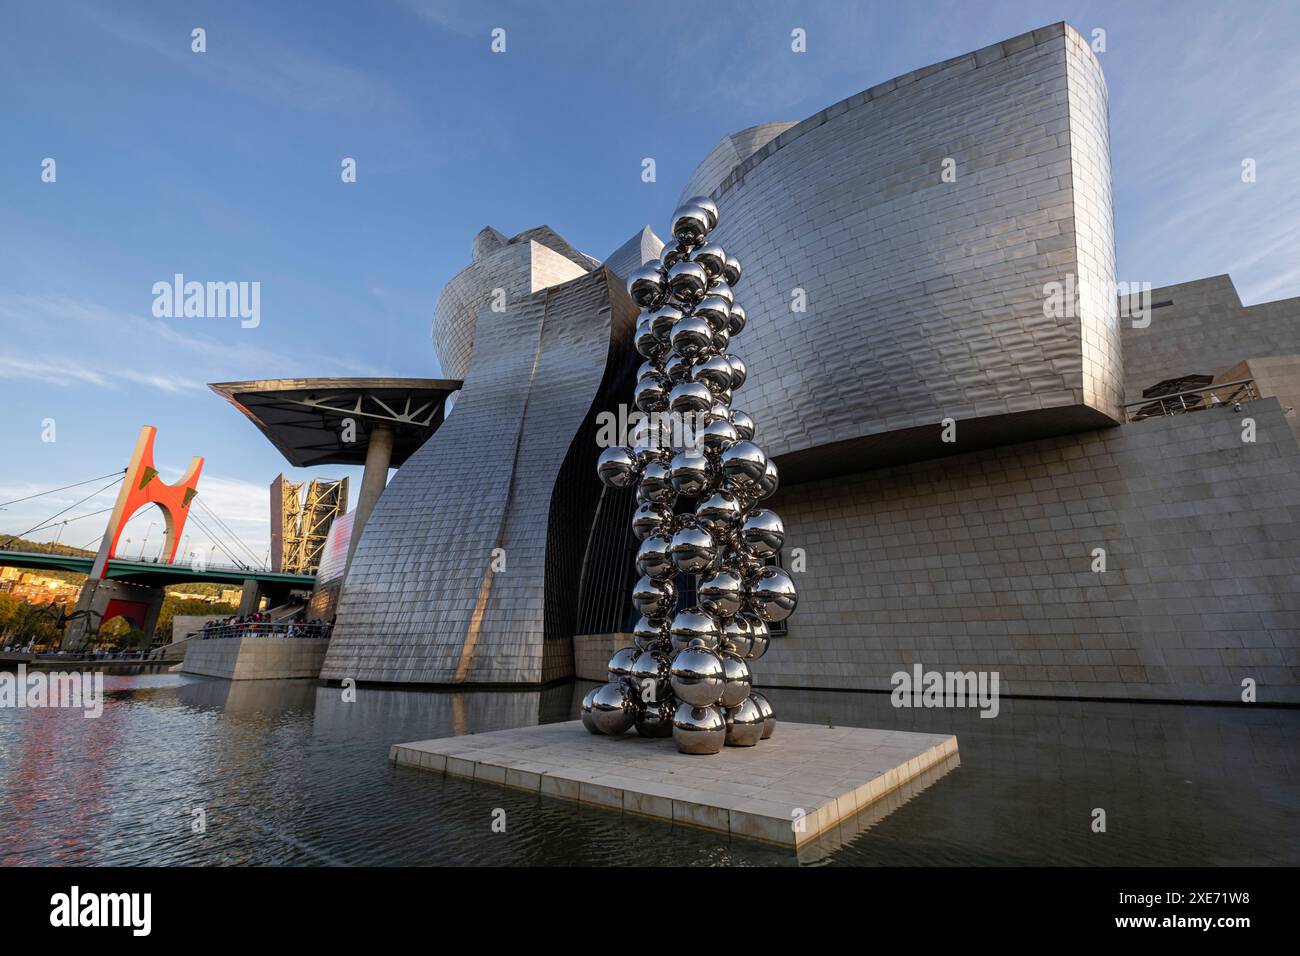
762,398 -> 1300,702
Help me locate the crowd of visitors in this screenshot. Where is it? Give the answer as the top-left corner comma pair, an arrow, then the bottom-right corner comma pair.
198,612 -> 332,640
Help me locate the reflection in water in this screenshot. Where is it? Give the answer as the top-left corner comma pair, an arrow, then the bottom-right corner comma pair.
0,673 -> 1295,865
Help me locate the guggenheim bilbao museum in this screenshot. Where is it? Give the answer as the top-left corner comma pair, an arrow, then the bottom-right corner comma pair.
299,23 -> 1299,703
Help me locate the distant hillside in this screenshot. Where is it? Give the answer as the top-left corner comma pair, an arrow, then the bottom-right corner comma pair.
1,537 -> 96,558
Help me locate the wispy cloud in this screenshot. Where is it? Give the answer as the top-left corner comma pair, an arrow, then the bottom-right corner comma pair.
71,0 -> 409,117
0,293 -> 384,394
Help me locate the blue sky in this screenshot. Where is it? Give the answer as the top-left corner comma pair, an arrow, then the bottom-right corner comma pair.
1,0 -> 1297,562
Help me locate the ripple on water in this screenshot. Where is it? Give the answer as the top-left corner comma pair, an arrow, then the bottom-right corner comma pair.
0,674 -> 1296,865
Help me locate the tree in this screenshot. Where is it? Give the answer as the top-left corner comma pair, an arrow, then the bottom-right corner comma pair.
0,592 -> 21,638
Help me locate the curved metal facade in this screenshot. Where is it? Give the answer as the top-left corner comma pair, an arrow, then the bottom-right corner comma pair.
323,267 -> 636,684
688,23 -> 1121,481
432,227 -> 594,380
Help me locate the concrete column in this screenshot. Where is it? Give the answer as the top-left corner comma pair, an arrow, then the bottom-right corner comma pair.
345,424 -> 394,573
237,579 -> 262,616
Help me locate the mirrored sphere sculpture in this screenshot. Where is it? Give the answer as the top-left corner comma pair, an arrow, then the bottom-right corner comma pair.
723,696 -> 764,747
672,703 -> 726,755
751,691 -> 775,739
669,644 -> 726,706
580,687 -> 601,734
590,680 -> 637,736
593,200 -> 790,752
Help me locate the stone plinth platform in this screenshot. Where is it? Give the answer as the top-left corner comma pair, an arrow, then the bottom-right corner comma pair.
392,720 -> 958,847
181,636 -> 329,680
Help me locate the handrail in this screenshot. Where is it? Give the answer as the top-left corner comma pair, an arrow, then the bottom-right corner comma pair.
1122,378 -> 1257,408
197,621 -> 333,640
1124,379 -> 1259,423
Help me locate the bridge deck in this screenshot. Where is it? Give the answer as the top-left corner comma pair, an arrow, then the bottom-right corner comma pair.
0,549 -> 315,587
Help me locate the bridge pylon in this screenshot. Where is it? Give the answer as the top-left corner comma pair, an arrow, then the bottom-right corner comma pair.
64,426 -> 203,651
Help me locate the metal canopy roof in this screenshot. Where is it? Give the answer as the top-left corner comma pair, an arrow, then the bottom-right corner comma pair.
210,377 -> 462,468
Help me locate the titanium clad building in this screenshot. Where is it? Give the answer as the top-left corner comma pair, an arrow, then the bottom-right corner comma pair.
321,22 -> 1300,702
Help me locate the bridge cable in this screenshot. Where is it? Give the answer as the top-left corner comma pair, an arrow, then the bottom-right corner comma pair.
24,507 -> 115,535
0,475 -> 125,550
191,498 -> 264,568
0,469 -> 126,509
182,510 -> 253,571
192,497 -> 263,565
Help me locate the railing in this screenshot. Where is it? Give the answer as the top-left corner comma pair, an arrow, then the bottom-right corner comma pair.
196,621 -> 333,641
1123,379 -> 1259,423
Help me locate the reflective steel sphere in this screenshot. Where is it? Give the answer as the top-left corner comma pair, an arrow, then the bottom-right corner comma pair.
669,643 -> 726,707
756,458 -> 779,499
665,353 -> 693,383
725,354 -> 747,390
627,263 -> 666,308
729,410 -> 755,441
597,446 -> 638,489
690,354 -> 734,395
723,696 -> 764,746
670,523 -> 719,573
635,698 -> 675,738
698,418 -> 738,456
720,615 -> 754,657
590,680 -> 637,736
695,489 -> 743,533
667,260 -> 709,303
672,703 -> 726,754
740,509 -> 785,558
693,295 -> 732,332
631,501 -> 672,540
669,605 -> 721,652
635,318 -> 663,359
580,686 -> 601,734
699,568 -> 744,619
707,280 -> 734,307
629,648 -> 672,703
718,652 -> 753,708
711,324 -> 730,353
637,459 -> 674,504
748,565 -> 798,622
743,614 -> 770,660
668,449 -> 711,497
635,373 -> 669,413
648,304 -> 682,343
607,645 -> 640,680
721,440 -> 768,491
691,242 -> 727,279
631,574 -> 676,621
670,205 -> 711,243
635,533 -> 674,580
668,380 -> 713,416
670,315 -> 713,358
681,195 -> 720,230
722,255 -> 743,287
727,302 -> 747,335
751,691 -> 775,739
632,615 -> 670,651
659,238 -> 690,269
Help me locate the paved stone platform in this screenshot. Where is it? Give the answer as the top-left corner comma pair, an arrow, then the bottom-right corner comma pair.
392,720 -> 958,847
